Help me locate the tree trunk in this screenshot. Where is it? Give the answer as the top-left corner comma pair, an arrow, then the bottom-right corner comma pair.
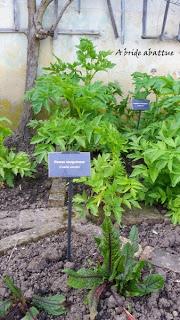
12,0 -> 73,143
17,0 -> 40,140
17,36 -> 40,139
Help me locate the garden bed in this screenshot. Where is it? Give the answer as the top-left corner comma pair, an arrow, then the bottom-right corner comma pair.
0,165 -> 51,212
0,222 -> 179,320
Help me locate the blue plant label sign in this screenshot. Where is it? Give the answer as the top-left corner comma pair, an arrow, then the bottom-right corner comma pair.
48,152 -> 91,178
131,99 -> 150,111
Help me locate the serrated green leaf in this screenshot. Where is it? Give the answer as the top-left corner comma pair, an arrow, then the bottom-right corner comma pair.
132,274 -> 164,296
32,295 -> 66,316
65,268 -> 104,289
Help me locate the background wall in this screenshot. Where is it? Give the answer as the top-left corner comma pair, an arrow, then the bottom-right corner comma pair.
0,0 -> 179,128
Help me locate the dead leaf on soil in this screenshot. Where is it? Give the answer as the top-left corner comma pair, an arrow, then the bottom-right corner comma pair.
123,308 -> 136,320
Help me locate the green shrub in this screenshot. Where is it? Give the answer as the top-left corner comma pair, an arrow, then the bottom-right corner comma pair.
28,114 -> 126,164
26,38 -> 118,117
65,217 -> 164,319
123,73 -> 180,223
129,115 -> 180,223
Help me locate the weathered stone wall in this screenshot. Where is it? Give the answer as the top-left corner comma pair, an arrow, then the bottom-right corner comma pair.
0,0 -> 179,128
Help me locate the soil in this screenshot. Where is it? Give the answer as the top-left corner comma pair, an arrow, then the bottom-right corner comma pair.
0,222 -> 179,320
0,165 -> 52,212
121,221 -> 180,254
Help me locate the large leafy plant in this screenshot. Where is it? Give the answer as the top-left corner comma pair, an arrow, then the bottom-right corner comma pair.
46,38 -> 115,85
129,115 -> 180,223
124,73 -> 180,224
131,72 -> 180,133
65,217 -> 164,319
0,275 -> 66,319
0,117 -> 34,187
26,38 -> 120,118
73,154 -> 143,223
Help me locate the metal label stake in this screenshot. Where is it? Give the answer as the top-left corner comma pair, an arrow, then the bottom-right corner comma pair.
67,177 -> 73,260
137,110 -> 142,130
131,99 -> 150,130
48,152 -> 91,261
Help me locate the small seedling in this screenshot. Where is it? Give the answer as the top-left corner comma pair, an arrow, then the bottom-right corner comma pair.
0,275 -> 66,319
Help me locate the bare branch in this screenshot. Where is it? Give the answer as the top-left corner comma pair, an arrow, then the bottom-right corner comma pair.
33,0 -> 74,40
34,0 -> 54,38
35,0 -> 54,27
51,0 -> 74,32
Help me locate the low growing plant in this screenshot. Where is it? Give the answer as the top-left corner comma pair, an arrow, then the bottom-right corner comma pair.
0,117 -> 34,187
65,217 -> 164,319
0,275 -> 66,319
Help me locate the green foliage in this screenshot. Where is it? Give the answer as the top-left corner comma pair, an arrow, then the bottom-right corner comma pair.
28,115 -> 126,164
21,307 -> 39,320
167,196 -> 180,224
28,39 -> 180,225
132,72 -> 180,103
0,116 -> 12,143
0,118 -> 34,187
0,300 -> 12,317
0,148 -> 35,187
73,154 -> 142,223
26,38 -> 117,116
1,275 -> 66,318
65,218 -> 164,317
126,73 -> 180,224
3,275 -> 24,302
129,115 -> 180,223
45,38 -> 115,85
131,73 -> 180,134
32,294 -> 66,316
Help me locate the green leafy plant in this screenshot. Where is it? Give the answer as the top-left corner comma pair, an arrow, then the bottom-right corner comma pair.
26,38 -> 118,117
65,217 -> 164,319
129,115 -> 180,223
73,154 -> 143,223
0,116 -> 12,143
45,38 -> 115,85
0,117 -> 34,187
28,114 -> 126,164
131,72 -> 180,132
0,275 -> 66,319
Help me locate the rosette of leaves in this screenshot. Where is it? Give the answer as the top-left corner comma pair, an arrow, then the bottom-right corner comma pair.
65,217 -> 164,319
73,153 -> 142,223
0,276 -> 66,319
